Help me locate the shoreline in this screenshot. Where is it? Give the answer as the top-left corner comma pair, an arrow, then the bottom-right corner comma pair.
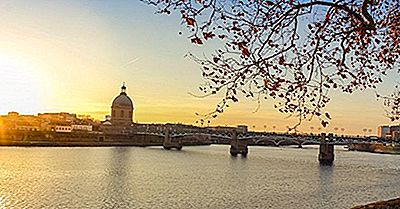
0,140 -> 211,147
351,197 -> 400,209
348,143 -> 400,155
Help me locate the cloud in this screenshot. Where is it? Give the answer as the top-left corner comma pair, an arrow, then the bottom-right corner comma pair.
121,57 -> 140,69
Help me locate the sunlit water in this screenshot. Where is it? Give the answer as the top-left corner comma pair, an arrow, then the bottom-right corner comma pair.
0,145 -> 399,209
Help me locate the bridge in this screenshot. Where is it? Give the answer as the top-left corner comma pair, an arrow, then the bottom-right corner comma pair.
132,129 -> 360,165
136,130 -> 353,145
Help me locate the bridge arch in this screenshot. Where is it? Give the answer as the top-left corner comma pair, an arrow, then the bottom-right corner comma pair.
275,138 -> 301,146
254,138 -> 279,146
300,140 -> 319,146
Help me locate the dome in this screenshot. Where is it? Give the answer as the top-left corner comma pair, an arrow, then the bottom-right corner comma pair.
110,83 -> 135,126
112,93 -> 133,108
111,83 -> 134,108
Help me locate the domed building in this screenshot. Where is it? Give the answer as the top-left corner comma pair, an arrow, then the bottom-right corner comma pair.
111,83 -> 135,126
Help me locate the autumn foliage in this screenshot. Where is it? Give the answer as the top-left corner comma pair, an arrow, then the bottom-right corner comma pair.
143,0 -> 400,128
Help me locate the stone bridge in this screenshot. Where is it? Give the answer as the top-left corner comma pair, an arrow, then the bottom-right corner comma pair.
135,130 -> 352,146
132,129 -> 355,164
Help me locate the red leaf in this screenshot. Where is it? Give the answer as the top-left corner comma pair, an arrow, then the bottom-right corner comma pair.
278,56 -> 285,65
238,42 -> 250,57
263,79 -> 269,88
241,47 -> 250,57
325,12 -> 331,20
203,32 -> 215,40
252,27 -> 259,33
185,17 -> 195,26
218,34 -> 226,39
191,37 -> 203,45
264,1 -> 274,6
270,82 -> 281,91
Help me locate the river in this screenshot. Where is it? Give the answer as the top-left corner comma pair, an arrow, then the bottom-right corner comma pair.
0,145 -> 399,208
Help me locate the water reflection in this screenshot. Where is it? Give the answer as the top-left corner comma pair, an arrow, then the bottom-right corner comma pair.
103,147 -> 131,208
318,164 -> 334,208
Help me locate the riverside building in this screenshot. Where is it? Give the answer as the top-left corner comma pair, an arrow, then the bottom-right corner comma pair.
101,83 -> 136,135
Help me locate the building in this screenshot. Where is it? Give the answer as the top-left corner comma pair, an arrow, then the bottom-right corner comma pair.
38,112 -> 77,124
71,124 -> 93,132
110,83 -> 135,127
55,125 -> 72,133
377,125 -> 390,138
377,125 -> 400,142
0,112 -> 44,131
390,125 -> 400,142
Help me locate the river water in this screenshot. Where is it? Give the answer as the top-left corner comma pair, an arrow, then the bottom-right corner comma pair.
0,145 -> 399,209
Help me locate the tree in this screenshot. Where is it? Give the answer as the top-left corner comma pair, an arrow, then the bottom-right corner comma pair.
143,0 -> 400,128
378,83 -> 400,121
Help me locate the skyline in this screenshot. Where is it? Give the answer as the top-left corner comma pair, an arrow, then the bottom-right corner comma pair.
0,0 -> 398,134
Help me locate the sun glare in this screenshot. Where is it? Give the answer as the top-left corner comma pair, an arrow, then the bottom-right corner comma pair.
0,55 -> 41,115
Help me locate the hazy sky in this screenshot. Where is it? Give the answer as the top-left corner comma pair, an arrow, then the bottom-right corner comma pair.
0,0 -> 398,134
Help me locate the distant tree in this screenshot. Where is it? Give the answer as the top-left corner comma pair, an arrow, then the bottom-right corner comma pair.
363,128 -> 368,135
143,0 -> 400,128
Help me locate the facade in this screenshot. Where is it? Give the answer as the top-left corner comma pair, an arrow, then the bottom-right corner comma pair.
71,124 -> 93,132
55,125 -> 72,133
111,84 -> 135,127
0,112 -> 44,131
390,126 -> 400,142
377,125 -> 390,138
378,125 -> 400,142
0,111 -> 98,133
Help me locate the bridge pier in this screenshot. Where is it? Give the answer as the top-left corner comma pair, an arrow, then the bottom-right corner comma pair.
230,130 -> 248,157
163,129 -> 182,150
319,133 -> 334,165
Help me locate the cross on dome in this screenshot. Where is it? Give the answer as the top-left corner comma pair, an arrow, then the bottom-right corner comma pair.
121,82 -> 126,94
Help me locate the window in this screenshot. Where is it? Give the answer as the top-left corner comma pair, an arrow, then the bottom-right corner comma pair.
121,110 -> 124,117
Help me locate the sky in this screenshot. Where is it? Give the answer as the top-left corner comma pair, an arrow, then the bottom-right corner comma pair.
0,0 -> 398,135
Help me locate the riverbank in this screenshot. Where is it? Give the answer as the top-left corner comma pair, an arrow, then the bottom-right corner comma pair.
348,143 -> 400,154
351,197 -> 400,209
0,131 -> 212,147
0,139 -> 210,147
0,140 -> 156,147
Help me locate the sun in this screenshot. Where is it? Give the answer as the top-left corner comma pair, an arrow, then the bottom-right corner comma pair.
0,55 -> 42,115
